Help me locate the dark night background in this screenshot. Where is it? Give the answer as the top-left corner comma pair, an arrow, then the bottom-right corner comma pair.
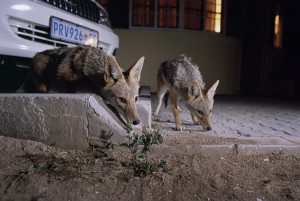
106,0 -> 300,98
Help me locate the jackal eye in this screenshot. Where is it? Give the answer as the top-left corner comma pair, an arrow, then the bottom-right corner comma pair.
198,110 -> 203,115
119,97 -> 127,103
135,96 -> 139,102
210,110 -> 212,113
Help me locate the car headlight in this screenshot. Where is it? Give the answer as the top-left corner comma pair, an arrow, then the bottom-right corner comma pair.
99,9 -> 111,28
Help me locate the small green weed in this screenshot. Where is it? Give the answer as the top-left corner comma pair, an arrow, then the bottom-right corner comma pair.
21,162 -> 61,175
122,122 -> 169,177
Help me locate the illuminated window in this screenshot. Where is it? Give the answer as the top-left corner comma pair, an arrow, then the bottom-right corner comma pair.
130,0 -> 223,33
274,11 -> 283,49
205,0 -> 222,33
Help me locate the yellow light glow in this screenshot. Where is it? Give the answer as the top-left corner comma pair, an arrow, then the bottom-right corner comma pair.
216,0 -> 222,13
215,0 -> 222,33
274,14 -> 279,34
274,13 -> 282,48
215,17 -> 221,32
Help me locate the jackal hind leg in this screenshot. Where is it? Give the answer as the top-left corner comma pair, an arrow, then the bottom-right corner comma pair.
154,82 -> 168,115
169,93 -> 182,131
37,83 -> 47,93
32,76 -> 48,93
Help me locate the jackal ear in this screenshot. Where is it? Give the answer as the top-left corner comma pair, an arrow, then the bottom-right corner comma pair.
205,80 -> 219,99
189,80 -> 203,99
105,56 -> 123,82
128,56 -> 145,82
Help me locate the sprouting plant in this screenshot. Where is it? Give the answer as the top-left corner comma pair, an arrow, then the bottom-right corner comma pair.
122,122 -> 169,177
21,163 -> 50,175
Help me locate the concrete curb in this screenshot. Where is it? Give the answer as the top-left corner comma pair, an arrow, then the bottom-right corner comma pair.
0,94 -> 127,149
0,89 -> 153,150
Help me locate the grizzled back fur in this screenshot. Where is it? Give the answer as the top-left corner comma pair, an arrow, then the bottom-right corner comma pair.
158,55 -> 205,91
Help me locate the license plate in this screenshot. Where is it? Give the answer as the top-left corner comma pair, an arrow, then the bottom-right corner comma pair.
50,17 -> 98,47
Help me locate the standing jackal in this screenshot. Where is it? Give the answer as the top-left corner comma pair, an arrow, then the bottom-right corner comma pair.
22,45 -> 145,125
154,55 -> 219,131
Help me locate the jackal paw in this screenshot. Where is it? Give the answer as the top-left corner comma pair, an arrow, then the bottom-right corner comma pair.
193,120 -> 200,125
175,125 -> 183,131
177,106 -> 182,112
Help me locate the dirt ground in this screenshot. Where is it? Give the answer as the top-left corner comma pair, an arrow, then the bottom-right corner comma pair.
0,134 -> 299,201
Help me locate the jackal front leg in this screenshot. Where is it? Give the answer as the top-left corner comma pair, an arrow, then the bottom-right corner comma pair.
172,105 -> 182,131
170,94 -> 182,131
191,113 -> 199,125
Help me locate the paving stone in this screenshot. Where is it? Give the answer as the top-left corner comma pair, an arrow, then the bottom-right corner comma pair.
151,95 -> 300,154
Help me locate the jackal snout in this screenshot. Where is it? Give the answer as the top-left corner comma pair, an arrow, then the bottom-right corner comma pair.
188,80 -> 219,131
203,113 -> 213,131
110,85 -> 141,125
190,107 -> 213,131
108,94 -> 141,125
124,100 -> 141,125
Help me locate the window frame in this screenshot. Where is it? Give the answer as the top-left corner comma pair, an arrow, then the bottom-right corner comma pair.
184,0 -> 204,31
129,0 -> 226,34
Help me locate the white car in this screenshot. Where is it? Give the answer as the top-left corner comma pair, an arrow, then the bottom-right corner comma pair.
0,0 -> 119,57
0,0 -> 119,91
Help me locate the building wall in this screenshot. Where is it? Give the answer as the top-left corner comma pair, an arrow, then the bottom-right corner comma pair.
114,29 -> 242,94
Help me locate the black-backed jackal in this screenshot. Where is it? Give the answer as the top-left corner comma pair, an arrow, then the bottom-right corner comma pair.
22,45 -> 144,125
154,55 -> 219,131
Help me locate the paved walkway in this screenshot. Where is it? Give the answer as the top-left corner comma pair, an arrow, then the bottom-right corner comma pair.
151,95 -> 300,155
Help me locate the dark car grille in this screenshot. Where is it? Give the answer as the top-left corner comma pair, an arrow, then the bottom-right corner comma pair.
39,0 -> 111,27
9,17 -> 74,48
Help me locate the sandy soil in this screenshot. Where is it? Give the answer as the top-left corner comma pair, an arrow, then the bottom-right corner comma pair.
0,134 -> 299,201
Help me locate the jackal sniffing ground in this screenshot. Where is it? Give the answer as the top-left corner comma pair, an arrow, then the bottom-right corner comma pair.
154,55 -> 219,131
22,45 -> 144,125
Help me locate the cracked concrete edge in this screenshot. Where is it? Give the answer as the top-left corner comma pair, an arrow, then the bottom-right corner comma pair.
0,94 -> 133,150
0,93 -> 153,150
153,144 -> 300,156
0,94 -> 86,149
86,95 -> 128,146
137,97 -> 152,129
